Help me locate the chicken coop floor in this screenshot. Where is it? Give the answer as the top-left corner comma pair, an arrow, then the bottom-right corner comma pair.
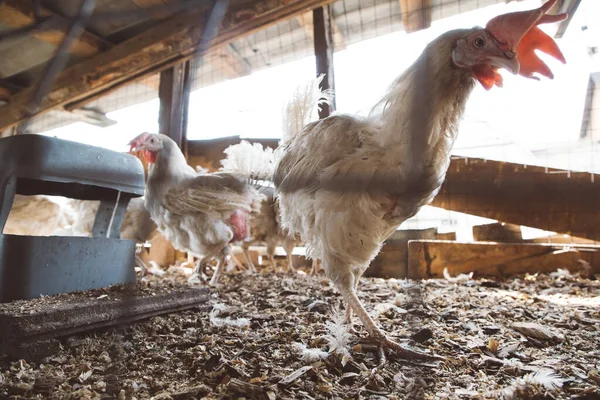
0,264 -> 599,399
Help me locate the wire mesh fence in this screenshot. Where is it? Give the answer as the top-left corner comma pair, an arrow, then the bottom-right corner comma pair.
0,1 -> 599,397
186,13 -> 316,140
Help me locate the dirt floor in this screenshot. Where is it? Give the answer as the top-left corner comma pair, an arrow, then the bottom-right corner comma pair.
0,263 -> 599,399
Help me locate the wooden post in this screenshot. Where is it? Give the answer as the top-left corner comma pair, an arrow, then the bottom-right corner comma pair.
158,61 -> 191,156
313,5 -> 336,119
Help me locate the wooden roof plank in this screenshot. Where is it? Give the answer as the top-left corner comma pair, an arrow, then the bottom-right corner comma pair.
0,0 -> 110,57
0,0 -> 337,131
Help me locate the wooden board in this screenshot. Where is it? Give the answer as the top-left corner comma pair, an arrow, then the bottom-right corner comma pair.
365,228 -> 438,279
431,158 -> 600,241
407,240 -> 600,279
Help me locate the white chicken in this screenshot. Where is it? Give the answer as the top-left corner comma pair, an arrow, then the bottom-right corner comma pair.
274,1 -> 567,359
128,132 -> 267,286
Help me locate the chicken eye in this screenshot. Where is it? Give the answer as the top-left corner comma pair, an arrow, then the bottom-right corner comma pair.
473,37 -> 486,48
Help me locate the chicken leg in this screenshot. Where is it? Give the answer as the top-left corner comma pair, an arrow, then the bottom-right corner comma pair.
229,252 -> 246,272
282,237 -> 295,272
188,245 -> 223,284
209,250 -> 228,286
332,263 -> 440,362
310,258 -> 322,275
241,242 -> 257,272
266,241 -> 278,270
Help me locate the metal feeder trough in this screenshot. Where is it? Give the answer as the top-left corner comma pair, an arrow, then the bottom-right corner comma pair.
0,134 -> 146,302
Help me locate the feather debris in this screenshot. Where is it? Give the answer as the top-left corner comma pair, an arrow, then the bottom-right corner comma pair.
443,267 -> 474,283
293,343 -> 329,363
209,303 -> 250,329
322,310 -> 353,364
499,369 -> 564,399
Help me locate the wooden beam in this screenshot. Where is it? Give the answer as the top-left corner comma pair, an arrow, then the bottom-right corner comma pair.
473,222 -> 523,242
399,0 -> 432,34
0,0 -> 110,57
159,61 -> 191,155
0,0 -> 338,132
407,240 -> 600,279
296,10 -> 346,51
313,5 -> 336,118
431,158 -> 600,241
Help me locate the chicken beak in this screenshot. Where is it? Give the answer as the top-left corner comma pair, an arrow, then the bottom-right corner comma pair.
488,54 -> 519,75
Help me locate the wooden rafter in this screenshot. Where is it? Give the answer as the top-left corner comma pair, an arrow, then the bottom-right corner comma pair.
399,0 -> 432,33
0,0 -> 111,57
0,0 -> 338,131
130,0 -> 179,21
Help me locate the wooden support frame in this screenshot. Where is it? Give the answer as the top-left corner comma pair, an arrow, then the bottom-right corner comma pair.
159,61 -> 191,155
0,0 -> 338,132
399,0 -> 432,34
313,5 -> 336,118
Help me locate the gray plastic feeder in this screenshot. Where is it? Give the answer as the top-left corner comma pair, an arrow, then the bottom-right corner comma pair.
0,134 -> 146,302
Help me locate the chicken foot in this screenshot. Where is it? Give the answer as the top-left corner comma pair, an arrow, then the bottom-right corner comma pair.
338,279 -> 441,362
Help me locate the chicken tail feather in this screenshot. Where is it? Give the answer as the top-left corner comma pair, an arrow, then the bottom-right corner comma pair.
220,140 -> 275,185
281,74 -> 333,144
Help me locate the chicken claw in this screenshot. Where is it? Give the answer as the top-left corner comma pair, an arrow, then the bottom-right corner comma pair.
379,335 -> 444,362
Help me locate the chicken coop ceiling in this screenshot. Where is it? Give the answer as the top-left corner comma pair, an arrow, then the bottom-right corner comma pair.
0,0 -> 579,134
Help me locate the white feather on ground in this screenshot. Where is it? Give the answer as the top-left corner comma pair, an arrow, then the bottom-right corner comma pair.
500,369 -> 564,399
323,310 -> 353,360
293,343 -> 329,363
209,303 -> 250,328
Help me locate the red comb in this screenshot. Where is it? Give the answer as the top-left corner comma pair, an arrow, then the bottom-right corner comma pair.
128,132 -> 150,153
486,0 -> 567,79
